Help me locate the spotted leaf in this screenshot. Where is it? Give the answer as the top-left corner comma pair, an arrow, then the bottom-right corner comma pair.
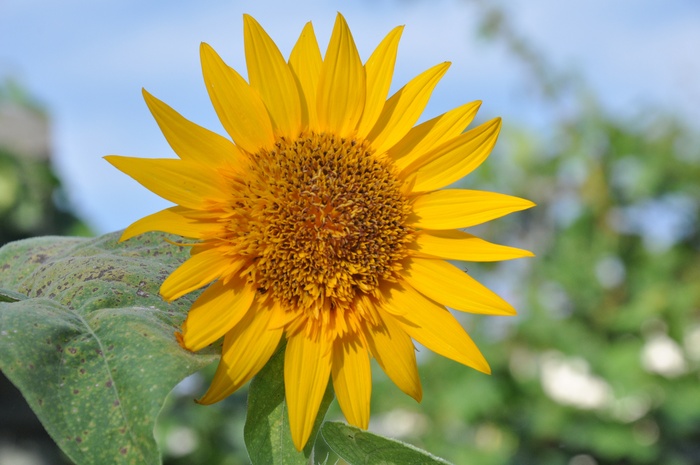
0,232 -> 217,465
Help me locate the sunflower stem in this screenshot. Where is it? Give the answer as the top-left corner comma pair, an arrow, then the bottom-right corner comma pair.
244,342 -> 335,465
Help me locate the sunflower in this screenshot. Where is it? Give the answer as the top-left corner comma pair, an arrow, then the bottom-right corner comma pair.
106,13 -> 534,450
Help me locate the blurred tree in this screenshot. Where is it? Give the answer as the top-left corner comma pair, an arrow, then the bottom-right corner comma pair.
0,80 -> 90,244
378,106 -> 699,465
365,2 -> 700,464
0,80 -> 91,465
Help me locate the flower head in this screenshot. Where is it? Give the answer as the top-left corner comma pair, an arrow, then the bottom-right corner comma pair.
106,13 -> 534,450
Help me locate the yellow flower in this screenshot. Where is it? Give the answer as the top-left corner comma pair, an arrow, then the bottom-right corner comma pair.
106,13 -> 534,450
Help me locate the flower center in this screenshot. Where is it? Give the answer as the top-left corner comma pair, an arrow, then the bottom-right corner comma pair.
226,132 -> 414,312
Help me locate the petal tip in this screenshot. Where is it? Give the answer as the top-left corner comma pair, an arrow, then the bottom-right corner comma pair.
413,389 -> 423,403
159,289 -> 178,303
199,42 -> 214,55
437,61 -> 452,73
495,299 -> 518,316
117,230 -> 131,242
103,155 -> 126,171
194,395 -> 214,405
242,13 -> 258,29
174,331 -> 189,350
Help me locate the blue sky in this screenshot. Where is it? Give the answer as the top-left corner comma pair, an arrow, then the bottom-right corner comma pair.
1,0 -> 698,233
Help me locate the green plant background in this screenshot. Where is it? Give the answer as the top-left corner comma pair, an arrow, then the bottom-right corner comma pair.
1,2 -> 699,464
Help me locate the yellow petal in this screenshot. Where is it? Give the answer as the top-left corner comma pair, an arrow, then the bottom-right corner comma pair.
331,339 -> 371,429
383,284 -> 490,373
410,189 -> 535,229
316,13 -> 365,137
402,257 -> 516,316
200,42 -> 275,153
364,309 -> 422,401
406,117 -> 501,192
285,333 -> 332,451
104,156 -> 225,210
355,26 -> 404,139
267,304 -> 302,330
180,278 -> 256,352
289,22 -> 322,129
197,302 -> 283,404
244,15 -> 302,139
142,89 -> 240,167
413,229 -> 534,262
160,248 -> 233,301
120,206 -> 217,241
391,101 -> 481,170
367,62 -> 450,154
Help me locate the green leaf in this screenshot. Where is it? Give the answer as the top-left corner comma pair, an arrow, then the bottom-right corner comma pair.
0,288 -> 25,302
321,421 -> 453,465
0,232 -> 217,465
244,343 -> 335,465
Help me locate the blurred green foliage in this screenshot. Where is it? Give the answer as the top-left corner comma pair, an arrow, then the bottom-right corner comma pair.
369,108 -> 699,465
358,3 -> 700,464
0,81 -> 92,465
0,80 -> 91,244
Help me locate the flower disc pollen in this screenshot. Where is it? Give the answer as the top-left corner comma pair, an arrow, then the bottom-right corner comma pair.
228,132 -> 414,312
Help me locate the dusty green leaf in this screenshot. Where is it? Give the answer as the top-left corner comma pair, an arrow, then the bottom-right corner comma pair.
0,231 -> 217,465
321,421 -> 453,465
0,288 -> 25,302
244,343 -> 335,465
